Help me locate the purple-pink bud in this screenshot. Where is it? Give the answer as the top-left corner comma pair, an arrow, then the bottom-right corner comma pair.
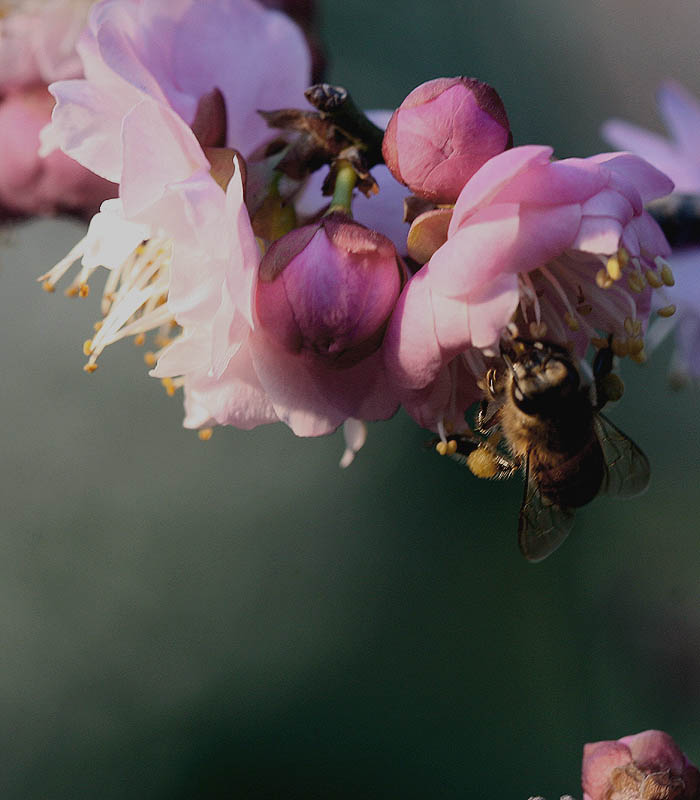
582,730 -> 700,800
255,212 -> 404,367
382,76 -> 511,203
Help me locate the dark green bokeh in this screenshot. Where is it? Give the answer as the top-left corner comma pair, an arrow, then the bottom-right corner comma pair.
2,1 -> 700,797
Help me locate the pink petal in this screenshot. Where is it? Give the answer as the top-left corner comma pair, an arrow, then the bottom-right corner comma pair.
619,730 -> 686,775
657,81 -> 700,157
250,330 -> 398,436
120,97 -> 209,218
492,158 -> 606,207
581,741 -> 633,800
602,119 -> 700,193
449,145 -> 553,234
383,269 -> 445,390
591,152 -> 674,205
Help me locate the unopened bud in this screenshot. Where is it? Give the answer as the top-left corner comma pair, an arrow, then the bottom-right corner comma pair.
382,77 -> 511,203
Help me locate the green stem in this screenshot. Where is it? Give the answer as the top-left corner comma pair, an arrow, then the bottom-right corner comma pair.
327,161 -> 357,216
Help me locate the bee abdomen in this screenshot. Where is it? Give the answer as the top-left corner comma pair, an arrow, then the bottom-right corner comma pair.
531,438 -> 606,508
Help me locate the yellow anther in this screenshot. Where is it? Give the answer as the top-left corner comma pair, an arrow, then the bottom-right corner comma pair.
133,333 -> 146,347
78,283 -> 89,298
135,244 -> 146,255
155,335 -> 171,348
435,441 -> 448,456
144,351 -> 157,367
446,439 -> 458,455
65,286 -> 79,298
198,428 -> 214,441
624,317 -> 635,336
630,348 -> 647,364
577,303 -> 593,316
627,272 -> 646,293
661,264 -> 675,287
83,362 -> 99,374
169,319 -> 178,329
161,377 -> 176,397
93,321 -> 103,332
529,321 -> 548,339
657,304 -> 677,318
645,269 -> 663,289
82,339 -> 93,356
564,311 -> 579,331
627,337 -> 645,356
466,447 -> 499,479
596,269 -> 614,290
617,247 -> 630,269
42,280 -> 55,293
591,336 -> 609,350
606,255 -> 623,281
611,336 -> 629,357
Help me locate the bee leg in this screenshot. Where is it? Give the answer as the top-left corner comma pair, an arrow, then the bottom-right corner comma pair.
467,442 -> 520,480
475,400 -> 501,434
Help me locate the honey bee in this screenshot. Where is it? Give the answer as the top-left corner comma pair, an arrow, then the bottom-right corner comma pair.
440,338 -> 650,561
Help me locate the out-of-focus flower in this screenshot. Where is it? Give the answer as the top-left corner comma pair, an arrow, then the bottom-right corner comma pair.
603,81 -> 700,383
0,0 -> 116,219
384,144 -> 674,432
258,0 -> 325,82
582,729 -> 700,800
382,76 -> 512,204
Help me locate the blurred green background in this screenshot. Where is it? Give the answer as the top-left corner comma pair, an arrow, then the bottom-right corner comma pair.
2,0 -> 700,797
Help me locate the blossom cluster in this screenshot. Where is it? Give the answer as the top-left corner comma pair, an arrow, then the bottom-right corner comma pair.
37,0 -> 676,467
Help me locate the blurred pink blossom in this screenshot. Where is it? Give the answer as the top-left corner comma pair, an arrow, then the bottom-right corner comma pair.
384,144 -> 673,431
604,81 -> 700,382
582,730 -> 700,800
0,0 -> 116,219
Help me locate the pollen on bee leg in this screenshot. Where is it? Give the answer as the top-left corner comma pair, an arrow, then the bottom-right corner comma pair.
466,447 -> 499,479
657,304 -> 677,318
198,428 -> 214,441
596,268 -> 614,290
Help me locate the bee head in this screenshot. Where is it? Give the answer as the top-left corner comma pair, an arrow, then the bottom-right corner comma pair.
503,340 -> 580,415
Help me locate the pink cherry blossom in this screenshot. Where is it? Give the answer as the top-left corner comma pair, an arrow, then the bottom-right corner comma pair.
384,144 -> 673,431
582,730 -> 700,800
603,81 -> 700,381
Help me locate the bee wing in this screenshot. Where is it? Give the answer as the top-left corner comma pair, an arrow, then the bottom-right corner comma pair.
595,413 -> 650,498
518,453 -> 576,563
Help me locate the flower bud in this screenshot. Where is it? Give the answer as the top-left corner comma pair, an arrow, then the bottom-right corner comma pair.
582,730 -> 700,800
255,213 -> 404,367
382,77 -> 511,203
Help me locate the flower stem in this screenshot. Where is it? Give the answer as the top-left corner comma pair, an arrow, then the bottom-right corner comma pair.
327,161 -> 357,216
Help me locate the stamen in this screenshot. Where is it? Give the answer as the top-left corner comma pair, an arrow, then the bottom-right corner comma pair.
198,428 -> 214,441
606,254 -> 623,281
617,247 -> 630,269
83,363 -> 99,374
83,339 -> 93,356
611,336 -> 629,357
78,283 -> 89,298
657,304 -> 676,318
529,321 -> 548,338
627,271 -> 646,293
645,268 -> 663,289
596,269 -> 614,289
133,333 -> 146,347
563,312 -> 579,331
